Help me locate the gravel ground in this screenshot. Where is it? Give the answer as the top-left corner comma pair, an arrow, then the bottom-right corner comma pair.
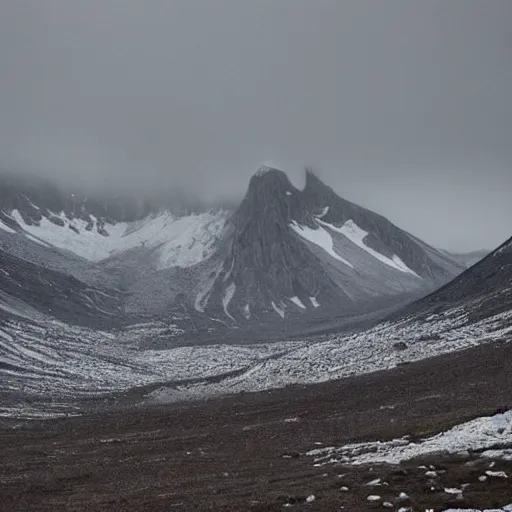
1,340 -> 511,512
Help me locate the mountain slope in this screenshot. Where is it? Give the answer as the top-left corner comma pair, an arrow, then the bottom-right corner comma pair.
302,169 -> 463,282
396,236 -> 512,323
0,247 -> 123,328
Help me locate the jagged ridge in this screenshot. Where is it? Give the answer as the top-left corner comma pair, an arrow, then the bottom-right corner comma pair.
192,166 -> 465,324
0,166 -> 467,334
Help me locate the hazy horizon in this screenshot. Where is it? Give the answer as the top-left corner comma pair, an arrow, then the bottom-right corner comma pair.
1,0 -> 511,252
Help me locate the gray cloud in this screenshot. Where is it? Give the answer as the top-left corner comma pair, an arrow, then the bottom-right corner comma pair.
1,0 -> 511,251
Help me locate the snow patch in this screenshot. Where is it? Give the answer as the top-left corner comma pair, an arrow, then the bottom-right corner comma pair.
25,233 -> 50,247
290,221 -> 354,268
0,219 -> 16,233
315,206 -> 329,219
289,296 -> 306,309
271,301 -> 285,319
194,265 -> 223,312
222,283 -> 236,321
309,296 -> 320,308
307,410 -> 512,466
319,219 -> 419,276
20,194 -> 40,210
11,209 -> 227,268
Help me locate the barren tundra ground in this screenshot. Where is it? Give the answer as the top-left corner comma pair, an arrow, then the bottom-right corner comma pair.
1,340 -> 511,512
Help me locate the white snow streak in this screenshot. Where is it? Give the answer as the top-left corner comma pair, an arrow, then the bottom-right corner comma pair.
319,219 -> 419,276
271,301 -> 285,319
0,220 -> 16,233
290,221 -> 354,268
289,296 -> 306,309
315,206 -> 329,219
222,283 -> 236,321
194,265 -> 223,312
309,296 -> 320,308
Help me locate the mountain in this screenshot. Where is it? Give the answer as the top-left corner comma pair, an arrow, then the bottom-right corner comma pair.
443,249 -> 490,268
396,236 -> 512,324
195,167 -> 463,325
0,167 -> 466,337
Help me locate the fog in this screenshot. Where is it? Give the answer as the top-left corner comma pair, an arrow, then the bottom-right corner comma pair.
1,0 -> 511,251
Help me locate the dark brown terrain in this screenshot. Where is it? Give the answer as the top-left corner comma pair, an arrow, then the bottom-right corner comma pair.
1,340 -> 511,512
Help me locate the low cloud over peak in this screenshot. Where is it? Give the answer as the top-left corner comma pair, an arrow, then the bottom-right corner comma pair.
1,0 -> 511,252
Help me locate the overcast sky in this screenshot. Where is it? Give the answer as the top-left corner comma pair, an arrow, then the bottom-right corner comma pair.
1,0 -> 511,252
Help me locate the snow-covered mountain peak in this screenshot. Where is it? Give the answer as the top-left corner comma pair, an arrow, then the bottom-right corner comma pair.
0,172 -> 231,269
0,168 -> 468,332
9,208 -> 228,268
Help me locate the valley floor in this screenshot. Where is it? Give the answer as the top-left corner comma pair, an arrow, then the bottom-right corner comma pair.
1,341 -> 512,511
